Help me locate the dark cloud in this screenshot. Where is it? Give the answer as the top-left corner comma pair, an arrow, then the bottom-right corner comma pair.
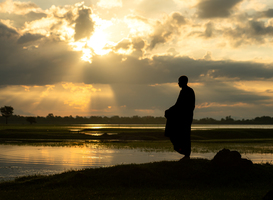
149,23 -> 170,49
17,33 -> 44,44
107,37 -> 146,58
0,22 -> 18,38
79,53 -> 273,86
187,21 -> 216,38
52,9 -> 74,23
204,22 -> 214,37
13,1 -> 39,10
224,20 -> 273,46
263,9 -> 273,18
0,23 -> 19,66
149,12 -> 186,49
0,11 -> 47,28
25,11 -> 47,21
74,8 -> 95,41
171,12 -> 186,26
114,39 -> 131,50
49,10 -> 76,31
132,38 -> 145,50
205,61 -> 273,80
196,0 -> 242,18
196,79 -> 270,104
249,20 -> 273,35
0,33 -> 81,86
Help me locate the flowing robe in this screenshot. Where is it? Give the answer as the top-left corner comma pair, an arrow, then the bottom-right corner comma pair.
165,86 -> 195,156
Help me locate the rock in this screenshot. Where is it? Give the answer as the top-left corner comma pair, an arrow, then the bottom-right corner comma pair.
211,148 -> 253,168
263,190 -> 273,200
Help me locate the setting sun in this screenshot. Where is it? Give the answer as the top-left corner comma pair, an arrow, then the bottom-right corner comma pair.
87,30 -> 111,56
69,29 -> 111,62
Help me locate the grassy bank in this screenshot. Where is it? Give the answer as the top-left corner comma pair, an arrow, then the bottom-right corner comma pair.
0,159 -> 272,200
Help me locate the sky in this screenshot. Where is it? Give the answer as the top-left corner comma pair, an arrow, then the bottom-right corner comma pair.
1,0 -> 273,119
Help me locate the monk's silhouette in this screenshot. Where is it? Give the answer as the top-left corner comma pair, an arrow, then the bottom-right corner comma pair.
165,75 -> 195,160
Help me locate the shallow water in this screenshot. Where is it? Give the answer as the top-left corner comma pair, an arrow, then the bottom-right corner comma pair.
0,144 -> 272,182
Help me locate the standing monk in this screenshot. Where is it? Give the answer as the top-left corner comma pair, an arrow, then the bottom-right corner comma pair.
165,75 -> 195,160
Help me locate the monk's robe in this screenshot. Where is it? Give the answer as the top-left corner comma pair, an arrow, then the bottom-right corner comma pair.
165,86 -> 195,156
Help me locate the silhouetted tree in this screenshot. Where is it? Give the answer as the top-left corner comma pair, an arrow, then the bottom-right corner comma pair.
26,117 -> 37,125
0,106 -> 14,124
46,113 -> 54,118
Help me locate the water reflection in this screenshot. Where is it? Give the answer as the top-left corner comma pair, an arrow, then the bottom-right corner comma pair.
0,144 -> 272,182
68,124 -> 273,130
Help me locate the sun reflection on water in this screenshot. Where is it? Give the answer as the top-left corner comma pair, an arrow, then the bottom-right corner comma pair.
0,142 -> 273,182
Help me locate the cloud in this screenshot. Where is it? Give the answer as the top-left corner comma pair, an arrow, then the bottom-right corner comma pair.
0,21 -> 18,37
0,11 -> 47,28
224,19 -> 273,47
195,79 -> 271,104
249,20 -> 273,35
74,8 -> 95,41
203,51 -> 212,60
79,52 -> 273,86
0,32 -> 82,85
171,12 -> 187,26
196,0 -> 243,18
132,37 -> 146,51
203,21 -> 214,37
263,8 -> 273,18
167,48 -> 179,56
25,11 -> 47,20
17,33 -> 44,44
149,12 -> 187,49
114,38 -> 131,50
105,37 -> 146,58
0,0 -> 40,15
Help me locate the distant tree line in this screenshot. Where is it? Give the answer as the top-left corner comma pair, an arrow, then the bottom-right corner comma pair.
193,115 -> 273,124
0,113 -> 167,125
1,112 -> 273,125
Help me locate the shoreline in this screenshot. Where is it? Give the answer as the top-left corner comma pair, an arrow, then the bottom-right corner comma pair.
0,156 -> 272,200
